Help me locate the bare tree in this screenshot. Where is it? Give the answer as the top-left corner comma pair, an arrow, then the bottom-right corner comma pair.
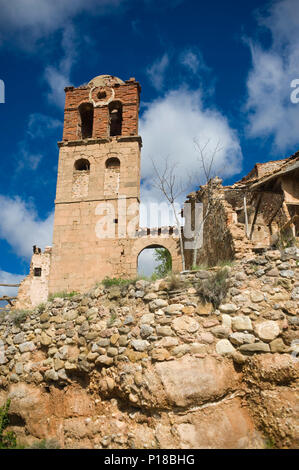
151,157 -> 191,271
151,139 -> 222,272
191,139 -> 223,268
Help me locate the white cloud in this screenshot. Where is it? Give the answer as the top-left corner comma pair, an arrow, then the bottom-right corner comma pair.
147,48 -> 212,92
27,113 -> 62,138
15,113 -> 61,172
140,86 -> 242,197
0,271 -> 25,300
179,48 -> 210,76
147,54 -> 170,90
0,195 -> 54,259
0,0 -> 127,47
180,50 -> 200,74
16,151 -> 43,172
44,24 -> 78,107
138,87 -> 242,227
245,0 -> 299,151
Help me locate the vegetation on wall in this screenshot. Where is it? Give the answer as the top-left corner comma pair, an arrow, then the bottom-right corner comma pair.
154,248 -> 172,278
0,400 -> 17,449
196,268 -> 229,308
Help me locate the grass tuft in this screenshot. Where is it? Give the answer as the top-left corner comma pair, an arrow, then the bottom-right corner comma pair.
48,291 -> 78,302
196,268 -> 229,309
11,310 -> 30,326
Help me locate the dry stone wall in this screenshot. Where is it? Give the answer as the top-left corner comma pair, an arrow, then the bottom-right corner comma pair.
0,247 -> 298,449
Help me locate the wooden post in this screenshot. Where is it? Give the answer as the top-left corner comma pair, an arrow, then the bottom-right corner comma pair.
244,195 -> 249,238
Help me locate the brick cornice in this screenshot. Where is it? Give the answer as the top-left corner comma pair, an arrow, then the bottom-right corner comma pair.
58,135 -> 142,148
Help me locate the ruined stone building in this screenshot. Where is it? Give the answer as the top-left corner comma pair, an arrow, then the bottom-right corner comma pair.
14,75 -> 299,308
16,75 -> 182,309
185,151 -> 299,268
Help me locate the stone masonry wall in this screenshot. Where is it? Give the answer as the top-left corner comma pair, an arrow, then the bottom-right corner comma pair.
1,247 -> 298,448
49,138 -> 142,295
187,180 -> 254,268
15,248 -> 52,310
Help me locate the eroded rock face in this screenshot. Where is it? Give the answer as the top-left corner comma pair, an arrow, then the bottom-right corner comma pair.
174,398 -> 264,449
155,356 -> 238,408
0,248 -> 298,449
244,355 -> 299,449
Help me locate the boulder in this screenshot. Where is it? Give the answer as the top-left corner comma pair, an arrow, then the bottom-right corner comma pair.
255,321 -> 280,342
232,316 -> 253,332
216,339 -> 236,356
219,304 -> 238,314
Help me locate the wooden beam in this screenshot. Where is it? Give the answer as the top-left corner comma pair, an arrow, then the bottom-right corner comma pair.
0,283 -> 20,287
0,296 -> 16,306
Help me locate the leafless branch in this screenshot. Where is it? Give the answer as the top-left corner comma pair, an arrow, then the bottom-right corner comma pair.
193,138 -> 223,183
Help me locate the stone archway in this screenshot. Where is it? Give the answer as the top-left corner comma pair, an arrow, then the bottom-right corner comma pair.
137,244 -> 172,278
132,237 -> 182,275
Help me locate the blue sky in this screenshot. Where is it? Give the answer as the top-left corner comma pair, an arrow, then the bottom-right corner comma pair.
0,0 -> 298,288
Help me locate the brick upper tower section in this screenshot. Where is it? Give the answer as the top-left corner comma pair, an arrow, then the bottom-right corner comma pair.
62,75 -> 141,142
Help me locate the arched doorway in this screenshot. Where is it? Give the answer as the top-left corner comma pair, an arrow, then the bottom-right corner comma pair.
137,244 -> 172,279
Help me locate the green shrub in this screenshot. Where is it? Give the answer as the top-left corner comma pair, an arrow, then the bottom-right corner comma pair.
0,400 -> 17,449
150,272 -> 159,281
154,248 -> 172,278
191,264 -> 208,271
48,291 -> 78,302
36,303 -> 46,314
11,310 -> 30,327
217,259 -> 234,268
264,436 -> 276,449
196,268 -> 229,308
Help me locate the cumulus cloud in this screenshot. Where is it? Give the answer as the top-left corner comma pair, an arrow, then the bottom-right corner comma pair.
245,0 -> 299,151
0,195 -> 54,259
140,87 -> 242,187
138,87 -> 242,226
0,271 -> 25,300
0,2 -> 127,105
0,0 -> 127,47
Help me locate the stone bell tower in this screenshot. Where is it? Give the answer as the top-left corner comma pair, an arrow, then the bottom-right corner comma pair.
48,75 -> 142,294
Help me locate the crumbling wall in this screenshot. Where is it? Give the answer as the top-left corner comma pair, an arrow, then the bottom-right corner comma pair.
200,189 -> 235,266
185,163 -> 299,268
1,248 -> 298,449
15,247 -> 52,310
185,179 -> 251,268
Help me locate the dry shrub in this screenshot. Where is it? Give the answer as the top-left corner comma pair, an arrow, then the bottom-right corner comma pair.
196,268 -> 229,308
